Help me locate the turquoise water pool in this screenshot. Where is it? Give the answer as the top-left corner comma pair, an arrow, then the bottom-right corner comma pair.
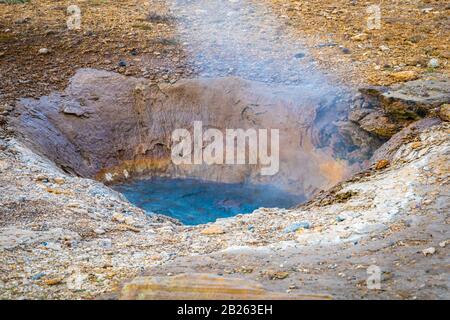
113,177 -> 305,225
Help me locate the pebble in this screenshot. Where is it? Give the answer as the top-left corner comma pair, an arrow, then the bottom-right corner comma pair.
283,221 -> 311,233
375,159 -> 389,170
351,33 -> 368,41
94,228 -> 106,235
266,270 -> 289,280
422,247 -> 436,256
31,272 -> 46,281
44,278 -> 63,286
98,238 -> 112,249
53,177 -> 65,185
118,60 -> 127,67
200,225 -> 225,235
112,212 -> 126,223
38,48 -> 49,55
428,58 -> 439,68
124,216 -> 135,226
0,160 -> 11,171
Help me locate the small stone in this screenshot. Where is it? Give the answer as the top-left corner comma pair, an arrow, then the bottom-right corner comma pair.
124,216 -> 135,226
44,242 -> 61,251
294,52 -> 305,59
31,272 -> 46,281
379,45 -> 390,52
283,221 -> 311,233
351,33 -> 368,41
118,224 -> 141,233
428,58 -> 440,68
44,277 -> 63,286
94,228 -> 106,235
0,160 -> 11,172
389,71 -> 419,82
118,60 -> 127,67
438,104 -> 450,122
411,142 -> 422,149
53,177 -> 65,185
38,48 -> 49,55
98,238 -> 112,249
35,174 -> 49,182
266,270 -> 289,280
439,240 -> 448,248
422,247 -> 436,256
336,216 -> 346,222
375,159 -> 390,170
200,225 -> 225,235
341,47 -> 351,54
112,213 -> 126,223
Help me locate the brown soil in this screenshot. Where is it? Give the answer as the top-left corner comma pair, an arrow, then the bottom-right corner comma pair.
1,0 -> 449,106
0,0 -> 191,105
266,0 -> 450,86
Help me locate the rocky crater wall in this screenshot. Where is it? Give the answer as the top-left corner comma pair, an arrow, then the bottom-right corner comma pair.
12,68 -> 379,197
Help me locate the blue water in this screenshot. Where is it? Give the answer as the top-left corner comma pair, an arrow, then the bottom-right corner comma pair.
113,177 -> 305,225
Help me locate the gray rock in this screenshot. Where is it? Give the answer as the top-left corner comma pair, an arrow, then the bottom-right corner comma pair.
428,58 -> 440,68
283,221 -> 311,233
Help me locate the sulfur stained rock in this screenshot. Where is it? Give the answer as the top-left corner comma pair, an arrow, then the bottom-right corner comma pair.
53,177 -> 65,185
119,273 -> 331,300
44,277 -> 63,286
375,159 -> 390,170
200,225 -> 225,235
389,71 -> 419,82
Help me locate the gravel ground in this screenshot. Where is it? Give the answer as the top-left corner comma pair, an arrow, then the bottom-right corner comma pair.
0,123 -> 448,299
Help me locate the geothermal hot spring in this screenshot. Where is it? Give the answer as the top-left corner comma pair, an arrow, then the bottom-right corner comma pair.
113,178 -> 305,225
12,0 -> 377,225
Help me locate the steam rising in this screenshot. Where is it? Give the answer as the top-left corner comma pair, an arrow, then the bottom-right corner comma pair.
169,0 -> 341,92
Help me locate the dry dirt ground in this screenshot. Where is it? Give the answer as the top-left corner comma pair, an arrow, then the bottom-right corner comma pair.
0,0 -> 449,300
0,0 -> 191,105
266,0 -> 450,86
1,0 -> 448,105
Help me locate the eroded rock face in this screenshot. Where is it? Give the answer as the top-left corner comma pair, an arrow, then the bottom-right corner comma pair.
12,68 -> 372,196
352,74 -> 450,138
